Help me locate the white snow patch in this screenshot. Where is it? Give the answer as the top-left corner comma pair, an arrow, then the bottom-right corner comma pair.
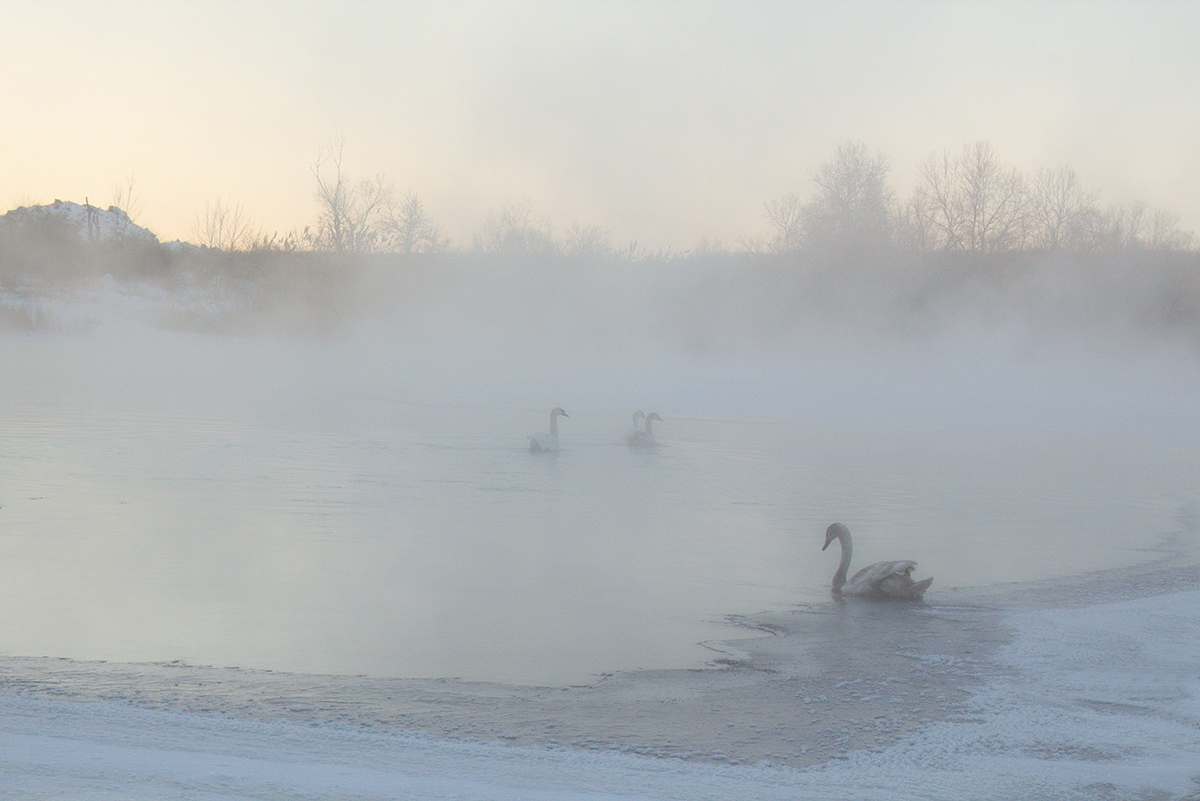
808,590 -> 1200,798
1,273 -> 248,330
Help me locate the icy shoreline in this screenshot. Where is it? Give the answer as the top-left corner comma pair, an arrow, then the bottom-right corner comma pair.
3,564 -> 1199,799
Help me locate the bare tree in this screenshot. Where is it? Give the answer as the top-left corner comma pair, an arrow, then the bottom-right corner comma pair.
384,191 -> 447,254
108,174 -> 144,239
311,138 -> 393,254
1098,201 -> 1149,251
1143,207 -> 1195,251
191,198 -> 261,251
1085,201 -> 1195,252
562,222 -> 614,259
109,174 -> 143,222
955,141 -> 1030,253
802,141 -> 894,252
737,232 -> 770,255
896,194 -> 935,251
908,142 -> 1030,254
762,192 -> 805,253
693,237 -> 730,256
472,200 -> 559,254
908,149 -> 963,251
1029,166 -> 1099,250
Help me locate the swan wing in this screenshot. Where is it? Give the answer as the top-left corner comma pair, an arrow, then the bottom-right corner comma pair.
844,560 -> 920,595
529,433 -> 559,452
849,560 -> 916,584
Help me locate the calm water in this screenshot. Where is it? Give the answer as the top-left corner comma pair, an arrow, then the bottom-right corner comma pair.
2,327 -> 1199,684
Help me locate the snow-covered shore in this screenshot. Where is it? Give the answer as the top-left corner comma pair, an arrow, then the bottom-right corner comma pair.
3,584 -> 1198,799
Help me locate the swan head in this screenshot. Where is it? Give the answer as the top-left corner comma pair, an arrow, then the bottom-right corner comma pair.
645,412 -> 662,423
551,407 -> 568,418
822,522 -> 849,551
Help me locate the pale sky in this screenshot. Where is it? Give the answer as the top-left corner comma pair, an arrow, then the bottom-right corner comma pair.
1,0 -> 1197,248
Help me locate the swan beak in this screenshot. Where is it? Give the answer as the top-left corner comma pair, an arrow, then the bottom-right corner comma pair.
821,539 -> 832,551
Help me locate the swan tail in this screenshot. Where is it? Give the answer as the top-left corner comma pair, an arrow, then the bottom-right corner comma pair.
909,576 -> 933,599
876,572 -> 933,600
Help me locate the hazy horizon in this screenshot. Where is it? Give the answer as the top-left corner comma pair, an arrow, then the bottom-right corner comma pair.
5,5 -> 1200,790
2,0 -> 1198,248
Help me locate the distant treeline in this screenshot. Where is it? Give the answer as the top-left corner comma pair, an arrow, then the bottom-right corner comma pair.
3,138 -> 1196,262
3,208 -> 1199,355
747,141 -> 1195,258
203,138 -> 1193,259
3,137 -> 1198,347
224,139 -> 1196,260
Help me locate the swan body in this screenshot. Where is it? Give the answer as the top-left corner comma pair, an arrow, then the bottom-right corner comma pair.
628,411 -> 662,448
529,407 -> 568,452
821,523 -> 932,600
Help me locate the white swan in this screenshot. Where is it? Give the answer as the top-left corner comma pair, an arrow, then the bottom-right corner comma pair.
529,407 -> 568,452
628,411 -> 662,448
821,523 -> 932,600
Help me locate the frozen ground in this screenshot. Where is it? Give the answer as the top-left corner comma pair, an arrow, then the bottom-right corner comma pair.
3,561 -> 1199,799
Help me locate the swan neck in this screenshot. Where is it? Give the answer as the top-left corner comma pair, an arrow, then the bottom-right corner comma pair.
644,417 -> 654,437
832,530 -> 852,590
550,413 -> 559,438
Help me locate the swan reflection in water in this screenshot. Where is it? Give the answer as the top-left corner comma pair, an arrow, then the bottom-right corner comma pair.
822,523 -> 933,600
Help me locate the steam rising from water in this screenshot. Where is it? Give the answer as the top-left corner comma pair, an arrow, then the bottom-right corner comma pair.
3,250 -> 1199,683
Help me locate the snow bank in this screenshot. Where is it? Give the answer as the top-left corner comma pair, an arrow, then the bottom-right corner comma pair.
2,199 -> 158,244
3,590 -> 1197,799
811,590 -> 1200,798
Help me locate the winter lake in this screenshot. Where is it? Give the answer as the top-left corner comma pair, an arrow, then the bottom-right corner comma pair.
3,315 -> 1199,686
3,289 -> 1200,798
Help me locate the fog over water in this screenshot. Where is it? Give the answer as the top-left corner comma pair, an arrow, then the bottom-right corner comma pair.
3,255 -> 1199,686
3,240 -> 1200,799
4,1 -> 1200,794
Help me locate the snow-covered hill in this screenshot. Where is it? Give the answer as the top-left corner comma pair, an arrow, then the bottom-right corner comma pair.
2,199 -> 158,244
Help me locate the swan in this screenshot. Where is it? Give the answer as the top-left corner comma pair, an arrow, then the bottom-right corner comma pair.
821,523 -> 932,600
628,411 -> 662,448
529,407 -> 568,452
626,410 -> 646,445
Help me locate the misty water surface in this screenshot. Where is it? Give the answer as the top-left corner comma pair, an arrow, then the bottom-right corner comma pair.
3,317 -> 1198,685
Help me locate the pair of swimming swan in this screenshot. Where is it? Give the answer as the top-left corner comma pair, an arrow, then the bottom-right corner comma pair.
822,522 -> 933,600
627,410 -> 662,448
528,408 -> 665,452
